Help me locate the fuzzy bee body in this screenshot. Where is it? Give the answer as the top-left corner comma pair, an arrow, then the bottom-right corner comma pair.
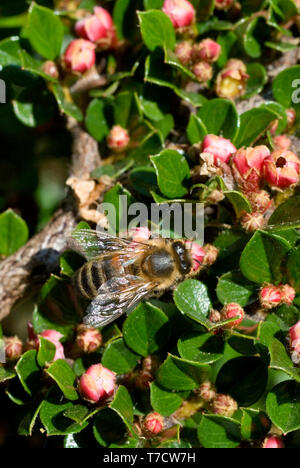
70,230 -> 195,328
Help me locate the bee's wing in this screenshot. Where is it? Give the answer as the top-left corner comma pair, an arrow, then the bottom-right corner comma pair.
68,228 -> 149,260
83,276 -> 158,328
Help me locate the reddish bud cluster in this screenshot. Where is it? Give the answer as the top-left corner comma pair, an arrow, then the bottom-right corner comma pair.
107,125 -> 130,152
193,39 -> 221,63
75,7 -> 117,49
76,325 -> 102,353
211,393 -> 238,417
79,364 -> 116,403
260,284 -> 296,310
202,134 -> 237,165
64,39 -> 96,73
162,0 -> 195,28
142,412 -> 164,435
198,381 -> 216,401
4,336 -> 23,361
221,303 -> 245,328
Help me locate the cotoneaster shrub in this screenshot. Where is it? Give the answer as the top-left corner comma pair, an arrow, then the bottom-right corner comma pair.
0,0 -> 300,449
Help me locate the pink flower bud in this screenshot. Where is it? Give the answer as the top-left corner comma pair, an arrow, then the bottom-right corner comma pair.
76,325 -> 102,353
186,241 -> 205,271
129,227 -> 151,243
231,145 -> 270,192
64,39 -> 96,73
192,61 -> 213,83
202,244 -> 219,266
79,364 -> 116,403
260,284 -> 282,309
240,212 -> 265,232
215,0 -> 235,9
248,190 -> 272,213
40,330 -> 65,361
198,381 -> 216,401
280,284 -> 296,306
42,60 -> 59,79
4,336 -> 23,361
162,0 -> 195,28
216,59 -> 249,100
75,7 -> 117,49
211,394 -> 238,417
143,412 -> 164,435
273,135 -> 292,151
286,108 -> 296,129
202,134 -> 237,165
263,150 -> 300,190
221,303 -> 245,328
175,41 -> 193,65
193,39 -> 221,63
107,125 -> 130,152
263,435 -> 285,449
289,321 -> 300,347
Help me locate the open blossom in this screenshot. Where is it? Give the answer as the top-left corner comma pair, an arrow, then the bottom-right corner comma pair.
202,134 -> 237,165
41,330 -> 65,361
79,364 -> 116,403
107,125 -> 130,152
4,336 -> 23,360
193,39 -> 221,63
76,325 -> 102,353
64,39 -> 96,73
143,412 -> 164,435
75,7 -> 117,48
221,303 -> 245,328
231,145 -> 270,192
263,435 -> 285,449
263,150 -> 300,190
193,62 -> 213,83
162,0 -> 195,28
216,59 -> 249,100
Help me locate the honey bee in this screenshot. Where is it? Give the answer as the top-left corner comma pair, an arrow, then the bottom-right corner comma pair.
70,229 -> 198,328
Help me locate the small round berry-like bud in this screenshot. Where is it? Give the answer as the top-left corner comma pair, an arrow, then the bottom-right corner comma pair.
209,309 -> 222,323
248,190 -> 272,214
263,150 -> 300,190
40,330 -> 65,361
76,325 -> 102,353
260,284 -> 282,310
202,244 -> 219,266
42,60 -> 59,79
79,364 -> 116,403
240,212 -> 265,232
75,7 -> 117,49
64,39 -> 96,73
192,61 -> 213,83
202,134 -> 237,165
273,135 -> 292,151
193,39 -> 221,63
286,108 -> 296,129
186,241 -> 205,271
107,125 -> 130,152
211,394 -> 238,417
216,59 -> 249,100
4,336 -> 23,361
280,284 -> 296,306
262,435 -> 285,449
129,227 -> 151,243
215,0 -> 235,9
231,145 -> 270,192
221,303 -> 245,328
143,412 -> 164,435
198,381 -> 216,401
175,41 -> 193,65
162,0 -> 196,29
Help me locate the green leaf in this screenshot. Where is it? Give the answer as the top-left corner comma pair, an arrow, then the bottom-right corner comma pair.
174,279 -> 212,328
123,302 -> 169,357
240,231 -> 291,284
157,354 -> 209,391
241,408 -> 270,441
268,196 -> 300,231
150,149 -> 190,199
178,332 -> 224,365
12,88 -> 55,128
234,107 -> 278,148
0,36 -> 21,67
129,166 -> 158,198
0,209 -> 28,256
37,336 -> 56,367
288,246 -> 300,287
85,99 -> 109,141
224,190 -> 252,218
103,182 -> 134,234
187,114 -> 207,144
138,10 -> 176,52
243,62 -> 267,99
216,270 -> 256,307
24,3 -> 64,60
93,408 -> 128,447
262,101 -> 288,135
0,365 -> 16,383
15,350 -> 40,396
63,404 -> 90,424
269,338 -> 300,382
272,66 -> 300,118
265,41 -> 298,52
216,357 -> 268,406
46,359 -> 78,401
197,415 -> 241,448
150,382 -> 188,417
60,250 -> 85,278
52,83 -> 83,122
266,380 -> 300,434
109,385 -> 135,433
18,401 -> 43,436
40,390 -> 88,436
102,338 -> 139,374
114,91 -> 134,128
197,99 -> 239,140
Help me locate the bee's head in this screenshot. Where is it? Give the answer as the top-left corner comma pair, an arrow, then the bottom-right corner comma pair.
172,241 -> 193,275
